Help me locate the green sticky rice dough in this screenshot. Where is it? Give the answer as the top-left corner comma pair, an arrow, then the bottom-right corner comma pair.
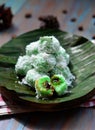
51,74 -> 67,96
51,66 -> 75,86
31,52 -> 56,73
56,46 -> 70,66
24,69 -> 44,87
35,75 -> 54,98
15,35 -> 75,99
39,36 -> 60,54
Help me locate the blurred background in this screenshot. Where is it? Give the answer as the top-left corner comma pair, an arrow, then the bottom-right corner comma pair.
0,0 -> 95,46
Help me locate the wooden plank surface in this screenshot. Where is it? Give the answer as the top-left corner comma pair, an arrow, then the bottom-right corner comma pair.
0,108 -> 95,130
0,0 -> 95,130
0,0 -> 95,46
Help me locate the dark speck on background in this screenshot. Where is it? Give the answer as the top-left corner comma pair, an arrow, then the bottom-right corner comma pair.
92,35 -> 95,40
62,9 -> 68,14
92,14 -> 95,18
78,26 -> 84,31
70,18 -> 77,22
25,13 -> 32,18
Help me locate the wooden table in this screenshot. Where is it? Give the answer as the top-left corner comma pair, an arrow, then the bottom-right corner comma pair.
0,108 -> 95,130
0,0 -> 95,130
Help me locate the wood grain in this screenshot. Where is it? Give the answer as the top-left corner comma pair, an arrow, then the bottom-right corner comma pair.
0,0 -> 95,46
0,108 -> 95,130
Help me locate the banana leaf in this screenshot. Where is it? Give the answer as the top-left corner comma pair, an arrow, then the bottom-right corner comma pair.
0,29 -> 95,111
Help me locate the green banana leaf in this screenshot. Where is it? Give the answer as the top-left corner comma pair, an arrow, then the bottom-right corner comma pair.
0,29 -> 95,111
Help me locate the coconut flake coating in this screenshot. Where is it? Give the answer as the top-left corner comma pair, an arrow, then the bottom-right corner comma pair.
26,41 -> 39,56
38,36 -> 60,54
24,69 -> 45,87
51,66 -> 75,86
31,52 -> 56,73
56,46 -> 70,66
15,55 -> 33,76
